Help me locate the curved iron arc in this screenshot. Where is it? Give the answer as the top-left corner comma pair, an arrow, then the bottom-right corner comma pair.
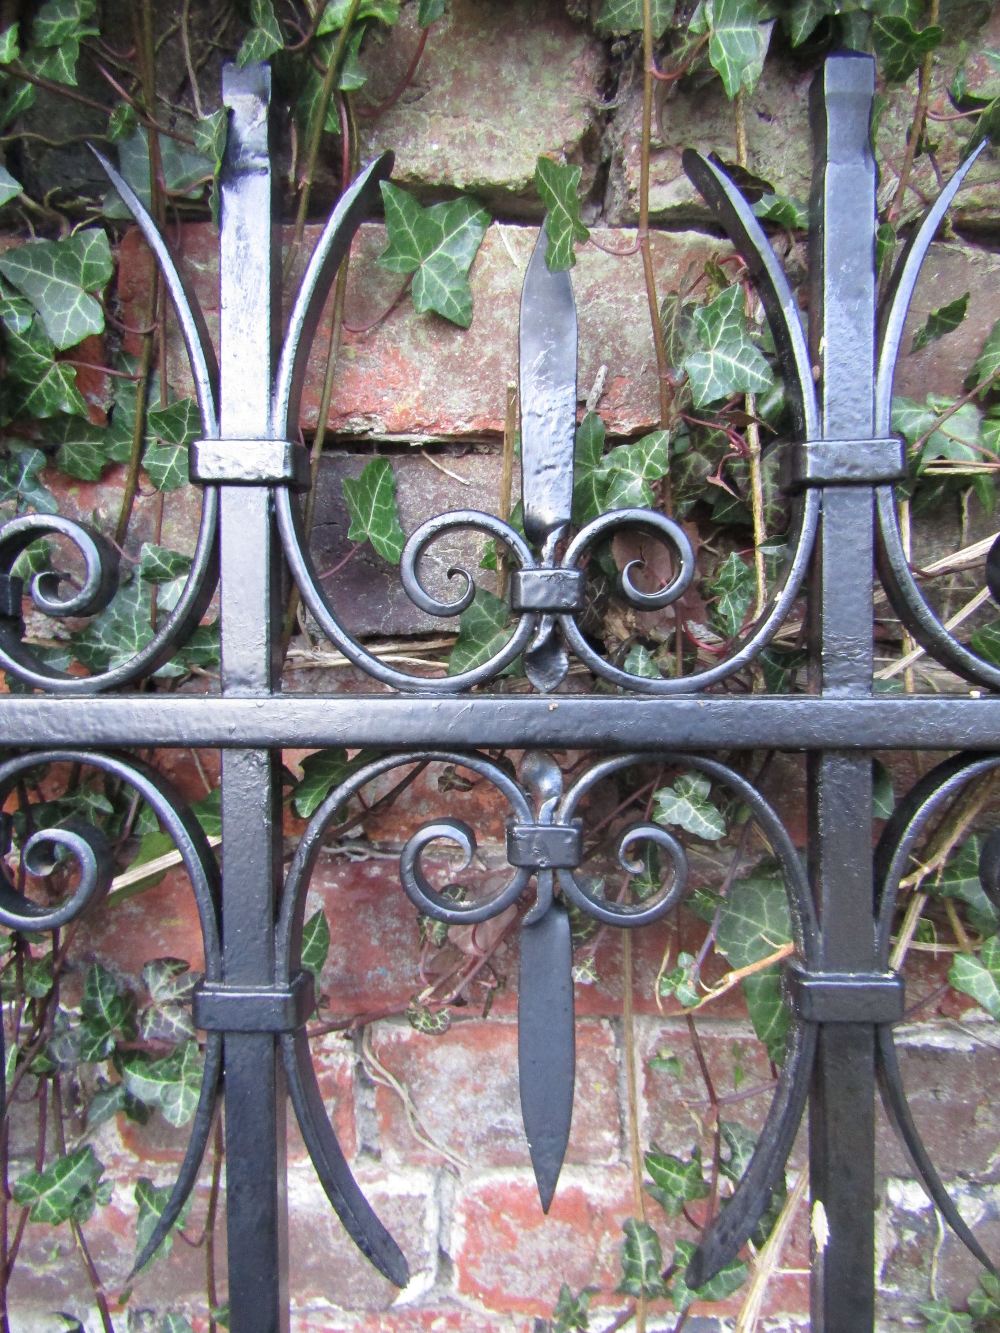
0,750 -> 223,1268
276,750 -> 535,1282
871,142 -> 1000,690
871,751 -> 999,1274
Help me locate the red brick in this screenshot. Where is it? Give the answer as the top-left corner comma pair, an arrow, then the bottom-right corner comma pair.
286,1164 -> 439,1312
291,1308 -> 524,1332
371,1017 -> 621,1170
451,1169 -> 635,1315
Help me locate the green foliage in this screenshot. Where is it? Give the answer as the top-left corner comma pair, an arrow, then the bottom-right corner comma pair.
342,457 -> 407,563
447,587 -> 515,675
378,182 -> 491,327
917,1301 -> 974,1332
644,1146 -> 709,1215
121,1040 -> 203,1127
548,1283 -> 594,1332
595,0 -> 674,36
690,0 -> 773,100
134,1177 -> 190,1269
653,772 -> 726,841
0,296 -> 88,420
535,158 -> 590,270
873,15 -> 944,84
301,909 -> 332,982
716,868 -> 792,1061
13,1145 -> 110,1225
668,1238 -> 748,1310
0,230 -> 112,350
949,935 -> 1000,1020
683,283 -> 773,407
237,0 -> 285,67
572,412 -> 671,525
708,550 -> 755,638
911,293 -> 969,353
617,1217 -> 667,1299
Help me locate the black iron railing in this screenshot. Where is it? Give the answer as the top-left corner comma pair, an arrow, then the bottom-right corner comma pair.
0,48 -> 996,1332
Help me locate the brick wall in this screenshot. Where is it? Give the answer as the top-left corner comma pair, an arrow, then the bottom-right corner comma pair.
7,1 -> 1000,1329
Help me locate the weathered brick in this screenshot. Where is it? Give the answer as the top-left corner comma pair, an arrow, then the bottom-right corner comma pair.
370,1016 -> 621,1169
287,1164 -> 440,1312
291,1310 -> 526,1332
451,1168 -> 635,1315
606,24 -> 1000,232
288,1031 -> 358,1167
356,0 -> 605,214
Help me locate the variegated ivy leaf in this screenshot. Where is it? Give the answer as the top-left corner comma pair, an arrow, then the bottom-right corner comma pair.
48,415 -> 114,481
782,0 -> 827,46
594,0 -> 673,36
873,15 -> 943,84
447,586 -> 516,676
0,230 -> 112,350
932,835 -> 999,937
192,109 -> 227,168
0,165 -> 21,208
379,183 -> 490,328
72,578 -> 154,673
139,543 -> 192,585
917,1302 -> 974,1333
572,411 -> 606,526
709,550 -> 755,638
31,0 -> 96,47
653,772 -> 726,841
342,457 -> 406,563
236,0 -> 285,66
965,319 -> 1000,391
142,957 -> 200,1005
104,128 -> 217,219
716,867 -> 792,1060
683,283 -> 773,407
0,446 -> 57,514
534,158 -> 589,271
690,0 -> 773,101
912,293 -> 969,353
644,1146 -> 709,1217
551,1284 -> 594,1333
13,1145 -> 109,1225
1,297 -> 87,419
292,748 -> 350,818
668,1238 -> 748,1311
601,430 -> 670,509
122,1039 -> 203,1127
623,644 -> 662,679
135,1176 -> 191,1269
0,22 -> 18,63
617,1218 -> 667,1300
949,935 -> 1000,1021
320,0 -> 400,28
753,192 -> 807,229
301,908 -> 331,982
79,962 -> 133,1062
417,0 -> 446,24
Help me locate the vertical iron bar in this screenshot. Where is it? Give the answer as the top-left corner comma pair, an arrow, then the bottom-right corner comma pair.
217,64 -> 288,1333
806,53 -> 879,1332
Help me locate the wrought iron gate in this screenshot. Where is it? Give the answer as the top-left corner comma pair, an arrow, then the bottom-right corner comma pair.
0,47 -> 996,1332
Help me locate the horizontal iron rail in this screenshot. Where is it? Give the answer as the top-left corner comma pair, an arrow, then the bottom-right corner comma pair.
4,694 -> 998,751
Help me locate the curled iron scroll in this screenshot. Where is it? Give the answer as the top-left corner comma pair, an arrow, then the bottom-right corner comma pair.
0,749 -> 222,1274
0,153 -> 221,694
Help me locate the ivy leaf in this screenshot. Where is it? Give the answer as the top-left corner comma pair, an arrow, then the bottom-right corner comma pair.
601,431 -> 670,509
192,110 -> 227,168
139,543 -> 192,585
949,935 -> 1000,1020
104,128 -> 215,218
417,0 -> 446,24
30,0 -> 96,47
753,192 -> 807,229
12,1146 -> 107,1225
342,457 -> 406,563
143,958 -> 199,1006
932,836 -> 997,937
378,182 -> 490,328
292,748 -> 351,818
135,1177 -> 191,1269
72,578 -> 153,673
690,0 -> 773,100
872,759 -> 895,820
319,0 -> 400,29
617,1218 -> 667,1300
716,868 -> 792,1060
644,1147 -> 708,1216
969,1273 -> 1000,1319
911,293 -> 969,353
623,644 -> 662,679
668,1238 -> 747,1311
147,397 -> 200,447
534,158 -> 589,271
0,230 -> 111,350
873,16 -> 943,84
657,950 -> 700,1007
594,0 -> 673,36
301,909 -> 331,982
0,297 -> 87,419
917,1301 -> 974,1333
0,164 -> 21,208
79,962 -> 132,1062
550,1283 -> 594,1333
572,411 -> 607,526
122,1040 -> 203,1127
653,772 -> 726,841
143,442 -> 188,491
236,0 -> 285,66
48,415 -> 114,481
708,551 -> 755,638
783,0 -> 827,46
965,318 -> 1000,391
447,587 -> 516,676
0,446 -> 57,514
0,23 -> 19,63
683,284 -> 773,407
